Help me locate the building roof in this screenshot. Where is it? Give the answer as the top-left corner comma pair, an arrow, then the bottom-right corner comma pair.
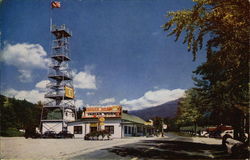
68,112 -> 146,125
121,113 -> 146,124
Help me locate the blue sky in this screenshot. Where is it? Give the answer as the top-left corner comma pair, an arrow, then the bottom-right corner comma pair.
0,0 -> 206,110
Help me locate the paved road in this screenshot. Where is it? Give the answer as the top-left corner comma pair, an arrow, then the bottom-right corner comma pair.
2,133 -> 248,159
0,136 -> 157,159
71,133 -> 248,160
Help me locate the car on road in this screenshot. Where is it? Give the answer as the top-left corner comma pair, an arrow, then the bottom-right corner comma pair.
200,131 -> 209,137
220,130 -> 234,138
42,131 -> 57,138
206,125 -> 233,138
56,131 -> 74,138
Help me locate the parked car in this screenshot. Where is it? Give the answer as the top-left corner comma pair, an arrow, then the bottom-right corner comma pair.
42,131 -> 57,138
206,125 -> 233,138
209,130 -> 222,138
221,130 -> 234,138
56,131 -> 74,138
200,131 -> 209,137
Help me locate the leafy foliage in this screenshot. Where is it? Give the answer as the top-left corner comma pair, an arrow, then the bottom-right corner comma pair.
0,95 -> 42,136
152,117 -> 163,132
163,0 -> 249,60
176,89 -> 202,126
76,107 -> 86,120
163,0 -> 249,139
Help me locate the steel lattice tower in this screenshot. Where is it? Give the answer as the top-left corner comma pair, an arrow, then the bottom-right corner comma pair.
41,24 -> 76,134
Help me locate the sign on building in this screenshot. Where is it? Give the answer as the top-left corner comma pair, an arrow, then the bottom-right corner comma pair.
82,106 -> 122,118
65,86 -> 74,99
99,117 -> 105,122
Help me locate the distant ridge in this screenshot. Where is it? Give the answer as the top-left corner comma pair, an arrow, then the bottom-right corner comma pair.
128,99 -> 181,120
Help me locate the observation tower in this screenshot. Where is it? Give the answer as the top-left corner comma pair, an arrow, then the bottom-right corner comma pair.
40,24 -> 76,133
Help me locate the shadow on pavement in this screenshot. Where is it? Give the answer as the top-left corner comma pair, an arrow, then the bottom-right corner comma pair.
71,138 -> 249,160
107,139 -> 248,159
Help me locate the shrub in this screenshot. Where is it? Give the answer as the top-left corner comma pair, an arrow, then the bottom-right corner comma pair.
2,128 -> 24,137
84,130 -> 111,140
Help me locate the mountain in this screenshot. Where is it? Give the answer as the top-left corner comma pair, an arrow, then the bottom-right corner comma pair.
128,99 -> 180,120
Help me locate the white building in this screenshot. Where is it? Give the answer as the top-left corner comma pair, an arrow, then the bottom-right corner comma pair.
67,106 -> 154,138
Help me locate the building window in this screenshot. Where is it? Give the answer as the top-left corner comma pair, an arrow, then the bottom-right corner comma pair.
124,126 -> 128,134
105,126 -> 114,134
128,126 -> 131,134
90,127 -> 97,133
74,126 -> 82,134
137,127 -> 142,133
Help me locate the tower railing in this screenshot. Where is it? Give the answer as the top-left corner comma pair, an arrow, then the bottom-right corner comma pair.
45,90 -> 65,97
48,69 -> 73,80
49,61 -> 68,68
51,48 -> 70,58
44,101 -> 75,109
52,39 -> 69,47
46,81 -> 73,89
41,24 -> 76,134
51,24 -> 72,36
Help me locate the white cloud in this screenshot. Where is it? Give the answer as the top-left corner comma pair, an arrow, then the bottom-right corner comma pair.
99,97 -> 116,105
3,88 -> 45,104
35,80 -> 49,90
120,89 -> 185,110
73,71 -> 97,89
75,99 -> 84,109
18,70 -> 32,82
3,87 -> 86,109
1,43 -> 49,68
1,43 -> 49,82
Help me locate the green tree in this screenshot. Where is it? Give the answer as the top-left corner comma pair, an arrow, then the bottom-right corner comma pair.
0,96 -> 18,136
152,117 -> 163,135
163,0 -> 249,140
76,107 -> 85,120
0,95 -> 42,136
176,89 -> 202,133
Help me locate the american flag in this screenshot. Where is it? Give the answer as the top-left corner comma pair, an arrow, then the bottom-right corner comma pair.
51,1 -> 61,8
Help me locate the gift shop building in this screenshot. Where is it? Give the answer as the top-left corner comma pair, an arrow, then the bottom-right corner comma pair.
68,106 -> 154,138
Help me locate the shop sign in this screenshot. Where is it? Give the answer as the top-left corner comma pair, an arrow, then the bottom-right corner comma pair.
86,106 -> 122,112
65,86 -> 74,98
90,123 -> 98,127
99,117 -> 105,122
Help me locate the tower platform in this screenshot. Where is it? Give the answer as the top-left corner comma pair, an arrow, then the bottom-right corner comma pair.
51,25 -> 72,38
44,93 -> 74,100
51,54 -> 70,61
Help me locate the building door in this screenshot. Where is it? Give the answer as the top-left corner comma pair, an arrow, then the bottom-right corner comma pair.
74,126 -> 83,134
124,126 -> 128,134
105,125 -> 114,134
90,123 -> 98,133
90,127 -> 97,133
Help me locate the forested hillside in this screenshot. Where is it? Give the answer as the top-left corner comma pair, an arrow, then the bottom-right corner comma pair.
129,99 -> 180,120
0,95 -> 42,136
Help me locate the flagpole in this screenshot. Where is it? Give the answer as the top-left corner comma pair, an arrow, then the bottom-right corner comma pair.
50,18 -> 52,32
50,0 -> 53,32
